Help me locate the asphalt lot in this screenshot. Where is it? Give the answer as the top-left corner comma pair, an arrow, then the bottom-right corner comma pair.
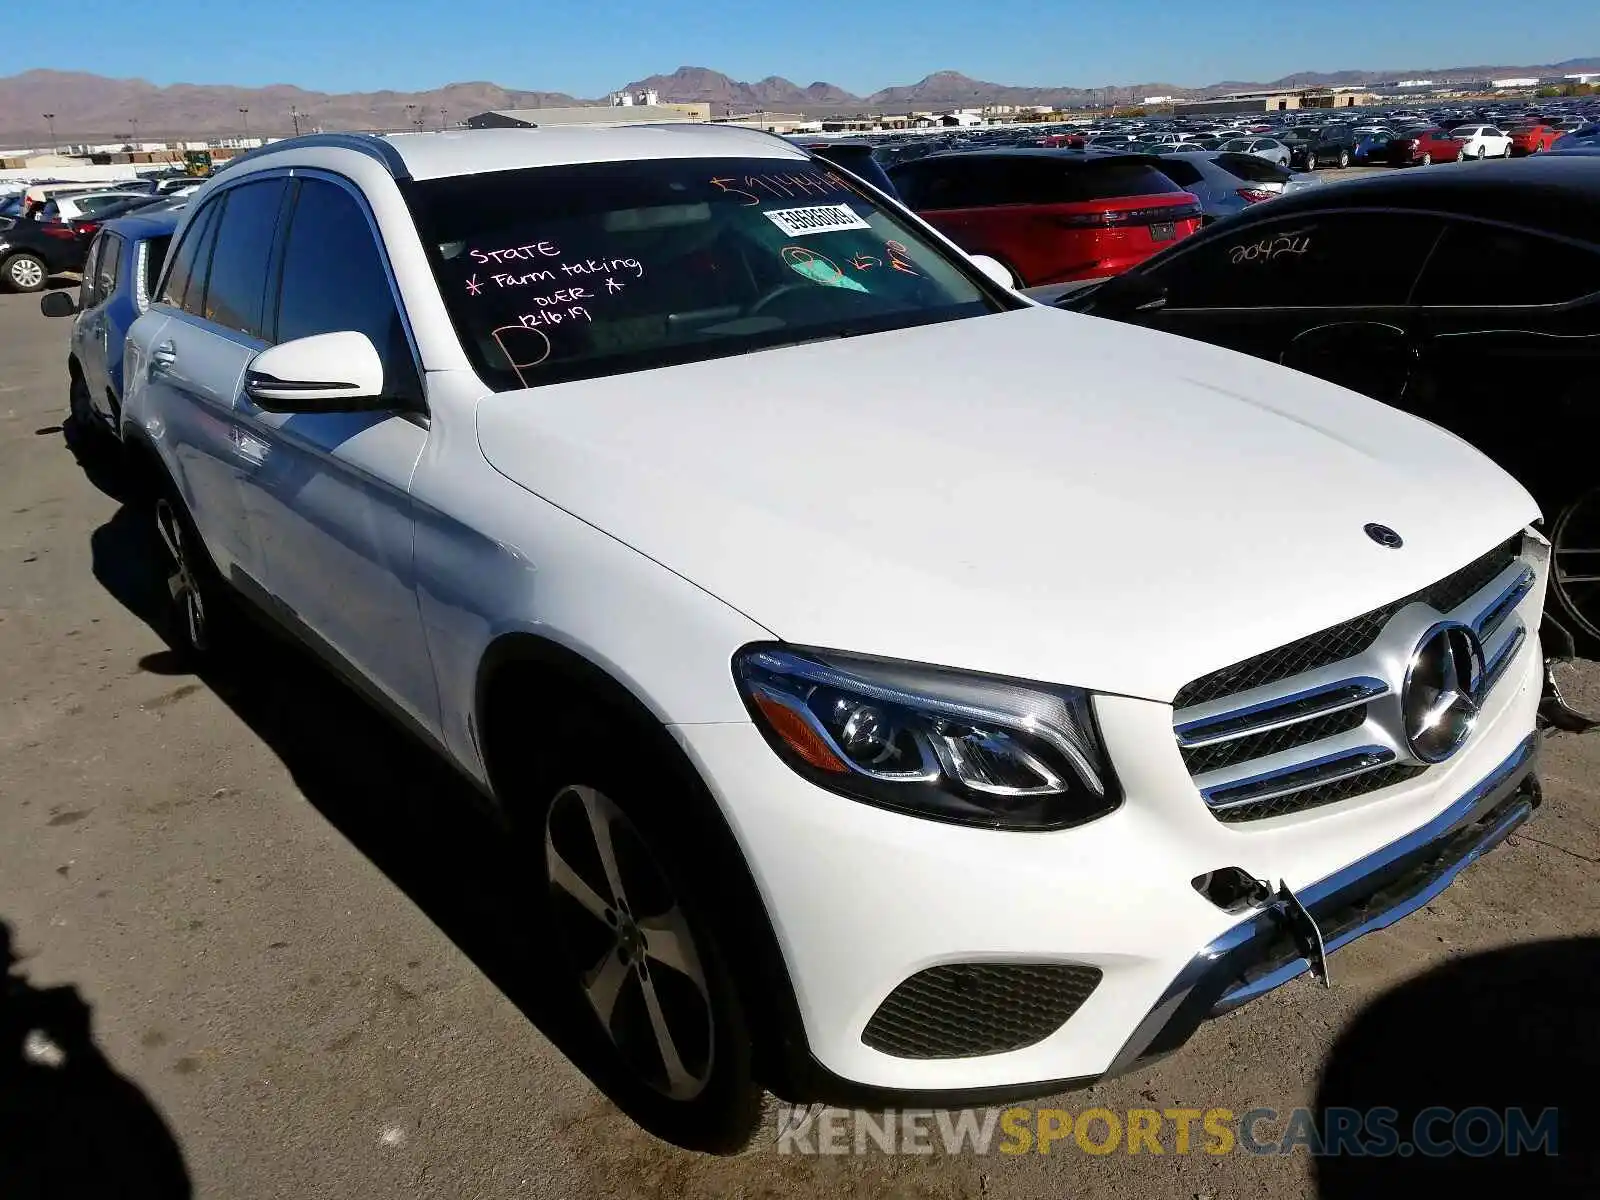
0,285 -> 1597,1199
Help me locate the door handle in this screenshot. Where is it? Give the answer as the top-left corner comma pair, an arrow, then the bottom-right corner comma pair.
151,340 -> 177,372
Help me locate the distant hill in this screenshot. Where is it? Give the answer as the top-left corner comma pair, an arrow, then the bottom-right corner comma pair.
2,57 -> 1596,144
0,69 -> 579,144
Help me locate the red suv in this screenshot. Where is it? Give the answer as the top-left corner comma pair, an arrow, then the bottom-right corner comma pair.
1385,128 -> 1464,166
886,150 -> 1203,286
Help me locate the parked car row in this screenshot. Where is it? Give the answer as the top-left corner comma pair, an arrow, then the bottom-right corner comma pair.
0,190 -> 188,292
34,126 -> 1558,1152
1062,154 -> 1600,655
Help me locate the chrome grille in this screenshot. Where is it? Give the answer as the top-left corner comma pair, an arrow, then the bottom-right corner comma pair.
1180,705 -> 1368,776
1173,536 -> 1522,710
1173,534 -> 1537,824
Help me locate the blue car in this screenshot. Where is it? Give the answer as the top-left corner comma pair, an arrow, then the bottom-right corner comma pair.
40,204 -> 181,440
1551,124 -> 1600,151
1351,128 -> 1395,163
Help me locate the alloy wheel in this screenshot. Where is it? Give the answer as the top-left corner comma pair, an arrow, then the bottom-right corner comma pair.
154,498 -> 207,652
545,784 -> 714,1101
1552,490 -> 1600,646
8,256 -> 44,290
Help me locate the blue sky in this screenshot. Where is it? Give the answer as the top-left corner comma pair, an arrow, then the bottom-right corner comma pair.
6,0 -> 1596,96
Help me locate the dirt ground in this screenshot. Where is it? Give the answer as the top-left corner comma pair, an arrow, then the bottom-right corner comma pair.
0,287 -> 1596,1198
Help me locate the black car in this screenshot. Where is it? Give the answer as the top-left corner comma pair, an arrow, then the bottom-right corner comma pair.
1062,156 -> 1600,654
1280,124 -> 1357,170
0,213 -> 95,292
789,139 -> 902,200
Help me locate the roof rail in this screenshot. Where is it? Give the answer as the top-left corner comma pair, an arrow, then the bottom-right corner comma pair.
213,132 -> 411,181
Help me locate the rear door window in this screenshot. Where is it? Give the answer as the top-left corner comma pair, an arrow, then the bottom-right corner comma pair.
1215,154 -> 1291,183
159,198 -> 225,314
1153,160 -> 1204,188
1413,221 -> 1600,306
98,232 -> 122,299
1144,212 -> 1444,309
79,235 -> 104,308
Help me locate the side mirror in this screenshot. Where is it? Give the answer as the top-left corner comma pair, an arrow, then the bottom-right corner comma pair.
967,253 -> 1017,289
40,291 -> 77,318
244,331 -> 387,413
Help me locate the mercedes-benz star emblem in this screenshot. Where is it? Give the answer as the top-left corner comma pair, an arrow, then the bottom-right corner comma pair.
1403,622 -> 1485,763
1365,523 -> 1404,549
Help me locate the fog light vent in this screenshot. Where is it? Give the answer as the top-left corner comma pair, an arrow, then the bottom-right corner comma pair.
861,962 -> 1102,1059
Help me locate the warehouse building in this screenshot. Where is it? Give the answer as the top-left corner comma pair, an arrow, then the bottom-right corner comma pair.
466,99 -> 712,129
1174,87 -> 1381,116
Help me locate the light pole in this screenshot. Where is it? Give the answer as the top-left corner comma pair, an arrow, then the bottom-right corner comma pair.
128,117 -> 139,148
239,106 -> 250,141
42,112 -> 56,150
405,103 -> 416,133
439,106 -> 448,131
290,105 -> 301,136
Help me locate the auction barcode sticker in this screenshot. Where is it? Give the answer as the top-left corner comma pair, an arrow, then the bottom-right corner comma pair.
762,204 -> 872,237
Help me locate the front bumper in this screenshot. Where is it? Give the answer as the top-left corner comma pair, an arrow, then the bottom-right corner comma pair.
1108,731 -> 1538,1073
673,633 -> 1543,1099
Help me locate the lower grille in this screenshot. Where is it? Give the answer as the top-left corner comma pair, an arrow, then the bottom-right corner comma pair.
861,963 -> 1102,1059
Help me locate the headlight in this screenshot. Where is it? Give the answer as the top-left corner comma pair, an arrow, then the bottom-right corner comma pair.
732,645 -> 1119,830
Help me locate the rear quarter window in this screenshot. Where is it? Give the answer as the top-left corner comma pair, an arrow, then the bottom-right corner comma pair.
1139,212 -> 1444,309
1214,154 -> 1292,183
1413,222 -> 1600,306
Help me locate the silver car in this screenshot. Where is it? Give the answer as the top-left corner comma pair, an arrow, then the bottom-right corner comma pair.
1218,136 -> 1291,167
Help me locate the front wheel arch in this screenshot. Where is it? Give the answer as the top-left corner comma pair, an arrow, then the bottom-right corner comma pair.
474,633 -> 812,1097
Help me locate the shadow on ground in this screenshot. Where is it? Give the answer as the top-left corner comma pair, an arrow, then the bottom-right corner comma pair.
1,921 -> 192,1198
86,485 -> 668,1146
1315,937 -> 1600,1196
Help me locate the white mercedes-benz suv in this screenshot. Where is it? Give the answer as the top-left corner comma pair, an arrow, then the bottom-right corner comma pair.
116,127 -> 1546,1150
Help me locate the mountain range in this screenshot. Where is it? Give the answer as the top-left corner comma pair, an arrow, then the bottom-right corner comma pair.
2,59 -> 1596,145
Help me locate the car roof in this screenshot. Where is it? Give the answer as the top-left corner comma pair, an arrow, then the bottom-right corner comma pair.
897,148 -> 1143,165
103,208 -> 183,238
1229,155 -> 1600,243
225,126 -> 810,183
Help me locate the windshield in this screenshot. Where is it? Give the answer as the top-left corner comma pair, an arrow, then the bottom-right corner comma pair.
404,157 -> 1007,392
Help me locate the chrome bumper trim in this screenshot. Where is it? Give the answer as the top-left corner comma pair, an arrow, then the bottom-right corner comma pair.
1107,733 -> 1539,1075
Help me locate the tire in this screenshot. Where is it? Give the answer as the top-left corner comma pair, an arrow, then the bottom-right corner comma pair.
1551,488 -> 1600,657
1476,145 -> 1487,160
150,478 -> 231,658
2,252 -> 48,293
68,367 -> 96,428
1337,150 -> 1350,169
529,713 -> 764,1152
1421,153 -> 1432,167
63,367 -> 115,458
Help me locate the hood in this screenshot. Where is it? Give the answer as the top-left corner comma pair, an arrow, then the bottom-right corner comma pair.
476,307 -> 1537,703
